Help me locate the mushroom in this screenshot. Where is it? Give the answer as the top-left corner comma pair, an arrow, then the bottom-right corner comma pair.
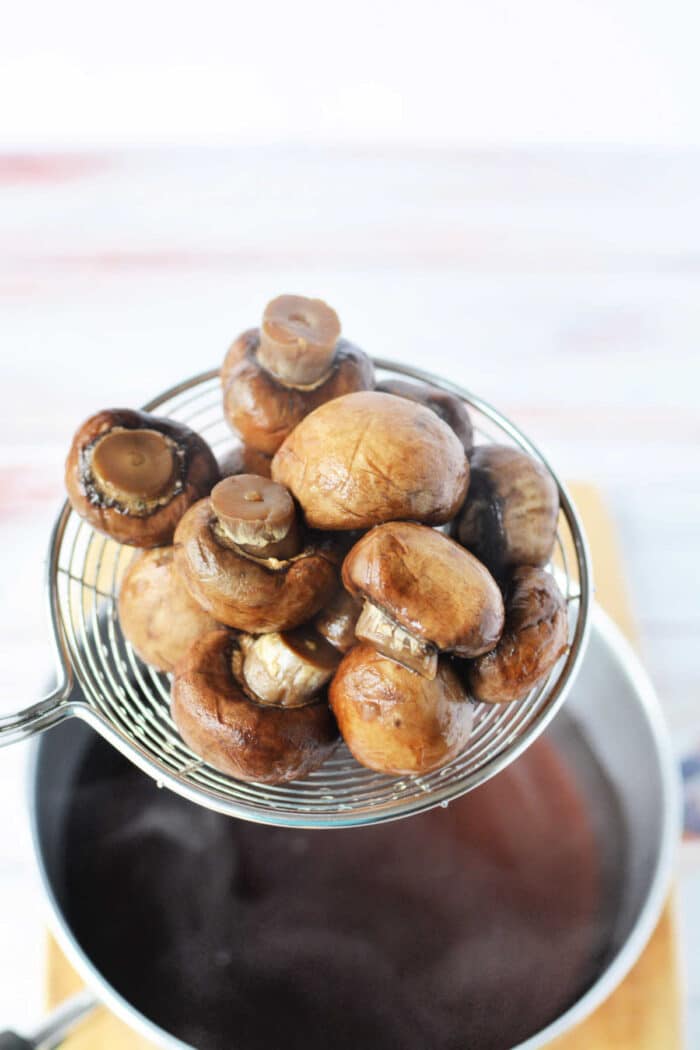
241,626 -> 341,708
376,378 -> 473,454
65,408 -> 219,547
467,566 -> 569,703
329,644 -> 473,775
218,443 -> 272,479
173,475 -> 340,632
118,547 -> 219,673
343,522 -> 504,678
221,296 -> 374,455
314,588 -> 362,653
451,445 -> 559,582
271,391 -> 469,530
172,629 -> 338,783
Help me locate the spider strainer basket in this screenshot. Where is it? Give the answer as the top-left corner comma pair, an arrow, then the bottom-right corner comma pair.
0,361 -> 592,828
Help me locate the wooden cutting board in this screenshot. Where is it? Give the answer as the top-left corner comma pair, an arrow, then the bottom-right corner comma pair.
46,483 -> 684,1049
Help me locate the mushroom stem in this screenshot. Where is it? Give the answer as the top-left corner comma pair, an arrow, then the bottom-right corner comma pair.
211,474 -> 301,560
355,601 -> 438,680
257,295 -> 340,387
241,627 -> 340,708
314,588 -> 361,653
91,428 -> 178,506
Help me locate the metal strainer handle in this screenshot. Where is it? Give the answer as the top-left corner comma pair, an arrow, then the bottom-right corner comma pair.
0,990 -> 96,1050
0,687 -> 71,747
0,511 -> 74,747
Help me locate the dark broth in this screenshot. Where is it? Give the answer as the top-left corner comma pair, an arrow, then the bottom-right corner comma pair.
62,732 -> 614,1050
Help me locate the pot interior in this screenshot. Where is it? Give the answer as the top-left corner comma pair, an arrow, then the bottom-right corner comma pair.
32,620 -> 672,1050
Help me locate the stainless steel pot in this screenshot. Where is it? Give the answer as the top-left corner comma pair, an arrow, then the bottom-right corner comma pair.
3,606 -> 681,1050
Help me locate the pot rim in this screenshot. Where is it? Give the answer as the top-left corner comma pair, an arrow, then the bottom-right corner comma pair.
26,604 -> 682,1050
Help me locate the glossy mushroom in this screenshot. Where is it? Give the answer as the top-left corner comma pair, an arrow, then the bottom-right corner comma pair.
172,629 -> 338,783
329,644 -> 473,775
271,391 -> 469,530
314,587 -> 362,653
221,296 -> 374,455
452,445 -> 559,582
467,566 -> 569,703
118,547 -> 219,673
376,378 -> 473,454
343,522 -> 504,678
65,408 -> 219,547
241,626 -> 341,708
173,475 -> 340,632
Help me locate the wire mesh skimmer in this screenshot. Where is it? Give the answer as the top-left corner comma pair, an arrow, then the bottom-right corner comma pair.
0,361 -> 592,827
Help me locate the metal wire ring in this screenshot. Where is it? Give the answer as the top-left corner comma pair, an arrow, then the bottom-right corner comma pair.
42,360 -> 592,828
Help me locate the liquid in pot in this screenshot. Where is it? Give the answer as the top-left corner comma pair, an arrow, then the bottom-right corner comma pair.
62,728 -> 618,1050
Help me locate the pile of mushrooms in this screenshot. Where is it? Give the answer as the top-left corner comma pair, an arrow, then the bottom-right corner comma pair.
64,293 -> 569,785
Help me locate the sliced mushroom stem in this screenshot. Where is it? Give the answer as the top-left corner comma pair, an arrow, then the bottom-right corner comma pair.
91,428 -> 177,505
355,601 -> 438,679
211,474 -> 301,559
234,518 -> 301,561
258,295 -> 340,386
241,627 -> 341,708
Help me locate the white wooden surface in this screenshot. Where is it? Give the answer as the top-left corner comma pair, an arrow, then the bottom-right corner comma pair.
0,147 -> 698,1042
5,2 -> 700,148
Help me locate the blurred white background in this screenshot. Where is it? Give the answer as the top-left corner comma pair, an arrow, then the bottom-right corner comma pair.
2,0 -> 700,146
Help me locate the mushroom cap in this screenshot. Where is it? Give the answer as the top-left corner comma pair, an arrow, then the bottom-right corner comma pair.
329,644 -> 473,775
65,408 -> 219,547
172,629 -> 338,783
222,330 -> 374,455
173,498 -> 340,632
220,328 -> 260,391
375,379 -> 473,454
343,522 -> 504,658
453,445 -> 558,580
118,547 -> 219,673
468,566 -> 568,703
271,391 -> 469,530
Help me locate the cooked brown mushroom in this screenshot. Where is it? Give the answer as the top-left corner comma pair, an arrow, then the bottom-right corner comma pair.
65,408 -> 219,547
172,629 -> 338,783
343,522 -> 504,678
314,587 -> 362,653
467,566 -> 568,703
118,547 -> 219,673
241,626 -> 341,708
221,296 -> 374,455
271,391 -> 469,530
375,379 -> 473,454
329,644 -> 473,775
173,476 -> 340,632
218,443 -> 272,479
452,445 -> 559,581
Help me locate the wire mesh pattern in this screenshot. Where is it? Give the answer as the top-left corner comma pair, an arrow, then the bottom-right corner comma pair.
49,361 -> 592,827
